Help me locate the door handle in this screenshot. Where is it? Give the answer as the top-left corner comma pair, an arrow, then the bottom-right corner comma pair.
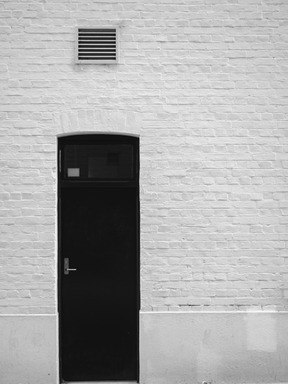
64,258 -> 77,275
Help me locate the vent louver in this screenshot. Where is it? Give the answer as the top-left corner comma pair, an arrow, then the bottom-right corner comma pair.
76,27 -> 118,64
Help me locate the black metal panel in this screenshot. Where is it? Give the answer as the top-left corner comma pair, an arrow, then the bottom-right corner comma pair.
58,134 -> 139,382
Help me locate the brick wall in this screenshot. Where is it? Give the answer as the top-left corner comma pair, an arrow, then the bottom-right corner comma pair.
0,0 -> 287,313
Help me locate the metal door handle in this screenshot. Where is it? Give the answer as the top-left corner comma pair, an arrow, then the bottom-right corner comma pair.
64,258 -> 77,275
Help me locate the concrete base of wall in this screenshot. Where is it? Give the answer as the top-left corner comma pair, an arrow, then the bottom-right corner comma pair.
140,312 -> 288,384
0,315 -> 58,384
0,312 -> 287,384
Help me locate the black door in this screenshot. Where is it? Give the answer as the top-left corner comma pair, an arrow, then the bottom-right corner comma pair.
58,135 -> 139,382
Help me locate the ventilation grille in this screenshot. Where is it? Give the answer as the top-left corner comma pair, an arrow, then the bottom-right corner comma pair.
76,28 -> 118,64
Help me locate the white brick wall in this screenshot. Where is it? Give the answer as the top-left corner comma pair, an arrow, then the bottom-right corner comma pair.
0,0 -> 288,313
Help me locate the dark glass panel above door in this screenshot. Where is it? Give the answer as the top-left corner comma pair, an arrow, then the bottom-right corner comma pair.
60,135 -> 138,182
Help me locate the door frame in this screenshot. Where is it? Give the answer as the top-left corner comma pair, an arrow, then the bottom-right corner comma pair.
57,134 -> 140,383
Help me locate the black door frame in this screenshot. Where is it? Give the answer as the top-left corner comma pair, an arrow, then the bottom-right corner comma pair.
57,134 -> 140,382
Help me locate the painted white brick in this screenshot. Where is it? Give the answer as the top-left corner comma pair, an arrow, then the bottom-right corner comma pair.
0,0 -> 287,313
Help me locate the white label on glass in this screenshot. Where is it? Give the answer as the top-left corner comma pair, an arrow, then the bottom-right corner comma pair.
68,168 -> 80,177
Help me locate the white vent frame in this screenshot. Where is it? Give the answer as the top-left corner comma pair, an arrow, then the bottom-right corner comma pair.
75,27 -> 118,65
